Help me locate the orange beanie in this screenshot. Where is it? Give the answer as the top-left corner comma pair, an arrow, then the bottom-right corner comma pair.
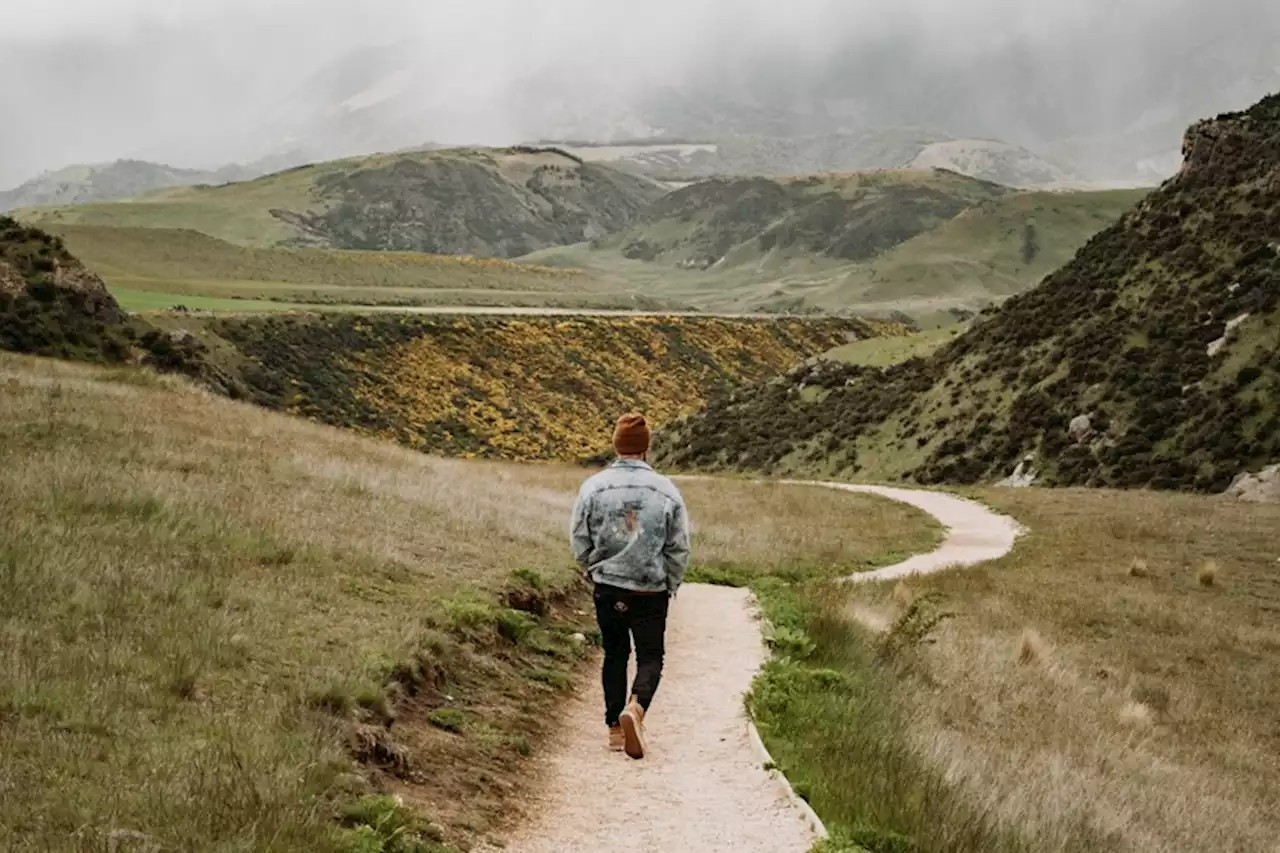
612,413 -> 651,456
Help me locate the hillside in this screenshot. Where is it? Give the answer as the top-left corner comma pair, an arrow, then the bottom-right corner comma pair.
179,313 -> 876,461
656,91 -> 1280,493
803,187 -> 1152,314
595,169 -> 1010,270
527,179 -> 1147,324
0,216 -> 134,361
0,155 -> 308,213
19,148 -> 668,257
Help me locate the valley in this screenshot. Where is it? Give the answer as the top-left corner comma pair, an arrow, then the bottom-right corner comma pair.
2,12 -> 1279,851
15,148 -> 1150,325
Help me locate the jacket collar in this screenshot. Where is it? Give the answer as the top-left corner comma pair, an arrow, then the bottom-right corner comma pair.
611,457 -> 654,472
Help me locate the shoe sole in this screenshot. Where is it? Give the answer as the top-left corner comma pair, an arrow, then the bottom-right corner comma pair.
620,710 -> 645,759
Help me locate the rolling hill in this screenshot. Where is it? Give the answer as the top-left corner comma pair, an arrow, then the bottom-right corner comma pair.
595,169 -> 1011,269
527,174 -> 1148,324
19,148 -> 668,257
0,155 -> 309,214
656,91 -> 1280,494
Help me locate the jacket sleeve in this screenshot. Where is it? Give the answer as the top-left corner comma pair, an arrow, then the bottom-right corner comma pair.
663,492 -> 691,594
570,486 -> 594,571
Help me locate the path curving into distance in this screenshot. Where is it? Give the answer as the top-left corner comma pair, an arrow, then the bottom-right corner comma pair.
489,483 -> 1022,853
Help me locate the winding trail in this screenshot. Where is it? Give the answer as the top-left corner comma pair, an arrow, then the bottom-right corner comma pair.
492,483 -> 1022,853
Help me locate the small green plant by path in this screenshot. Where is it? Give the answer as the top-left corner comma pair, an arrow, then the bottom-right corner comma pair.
745,582 -> 1016,853
334,795 -> 455,853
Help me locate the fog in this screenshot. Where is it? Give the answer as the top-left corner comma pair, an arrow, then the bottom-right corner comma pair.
2,0 -> 1279,186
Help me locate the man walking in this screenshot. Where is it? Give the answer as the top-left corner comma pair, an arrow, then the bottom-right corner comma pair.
570,413 -> 690,759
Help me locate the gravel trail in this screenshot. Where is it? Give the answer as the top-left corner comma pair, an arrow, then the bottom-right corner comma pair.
491,482 -> 1021,853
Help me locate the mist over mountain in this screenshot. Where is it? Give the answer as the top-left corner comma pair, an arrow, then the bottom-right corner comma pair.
3,0 -> 1279,187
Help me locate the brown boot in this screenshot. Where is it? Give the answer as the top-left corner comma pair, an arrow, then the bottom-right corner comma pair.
608,725 -> 624,752
619,696 -> 646,759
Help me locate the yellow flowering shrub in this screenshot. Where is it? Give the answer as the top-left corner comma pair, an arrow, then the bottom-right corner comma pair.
215,313 -> 896,462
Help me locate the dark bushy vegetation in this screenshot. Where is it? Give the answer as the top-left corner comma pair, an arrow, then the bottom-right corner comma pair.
658,92 -> 1280,493
0,217 -> 253,394
0,216 -> 135,362
619,170 -> 1009,269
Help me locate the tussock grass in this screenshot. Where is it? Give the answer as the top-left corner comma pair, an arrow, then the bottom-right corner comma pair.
0,351 -> 940,852
1197,559 -> 1220,587
1128,558 -> 1151,578
1016,629 -> 1048,665
836,487 -> 1280,852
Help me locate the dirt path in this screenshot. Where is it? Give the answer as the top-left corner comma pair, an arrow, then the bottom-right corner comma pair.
491,483 -> 1021,853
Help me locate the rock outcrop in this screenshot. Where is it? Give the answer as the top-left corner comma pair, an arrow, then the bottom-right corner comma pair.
0,216 -> 132,360
1225,464 -> 1280,503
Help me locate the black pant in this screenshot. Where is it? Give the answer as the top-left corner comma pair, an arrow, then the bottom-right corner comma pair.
594,583 -> 670,728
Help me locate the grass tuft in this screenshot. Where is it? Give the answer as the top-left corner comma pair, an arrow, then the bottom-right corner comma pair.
426,709 -> 468,734
1127,558 -> 1151,578
1118,701 -> 1155,729
1198,560 -> 1220,588
1016,629 -> 1047,666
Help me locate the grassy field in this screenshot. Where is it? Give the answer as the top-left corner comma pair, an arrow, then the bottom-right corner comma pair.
823,325 -> 963,367
46,225 -> 670,314
751,487 -> 1280,853
0,351 -> 938,853
111,286 -> 303,313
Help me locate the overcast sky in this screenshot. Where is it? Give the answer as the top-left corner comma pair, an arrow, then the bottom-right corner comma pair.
2,0 -> 1278,186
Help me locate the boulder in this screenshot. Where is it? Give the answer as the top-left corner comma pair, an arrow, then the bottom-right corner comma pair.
997,454 -> 1038,488
1224,464 -> 1280,503
1068,414 -> 1094,443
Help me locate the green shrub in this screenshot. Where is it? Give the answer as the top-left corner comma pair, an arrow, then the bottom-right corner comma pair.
334,795 -> 451,853
427,708 -> 467,733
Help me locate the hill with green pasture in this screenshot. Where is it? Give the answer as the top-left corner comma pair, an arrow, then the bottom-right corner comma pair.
19,148 -> 667,258
527,176 -> 1148,324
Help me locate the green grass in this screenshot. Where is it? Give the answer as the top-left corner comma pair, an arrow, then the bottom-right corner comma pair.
110,286 -> 304,312
45,225 -> 673,313
823,326 -> 963,367
50,225 -> 594,293
747,581 -> 1015,853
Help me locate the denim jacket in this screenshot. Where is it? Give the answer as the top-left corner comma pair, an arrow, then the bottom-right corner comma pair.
570,459 -> 690,595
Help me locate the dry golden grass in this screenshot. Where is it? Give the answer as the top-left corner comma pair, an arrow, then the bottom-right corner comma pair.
675,479 -> 941,585
0,352 -> 938,852
846,487 -> 1280,852
1198,559 -> 1220,587
1015,628 -> 1048,665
